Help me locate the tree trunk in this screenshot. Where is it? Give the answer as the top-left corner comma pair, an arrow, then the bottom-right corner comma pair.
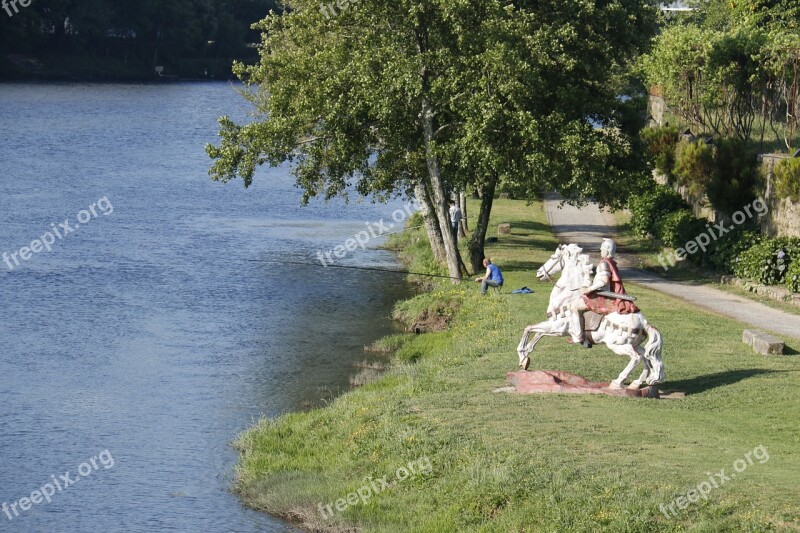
414,180 -> 446,262
468,174 -> 499,273
459,191 -> 468,236
421,96 -> 461,282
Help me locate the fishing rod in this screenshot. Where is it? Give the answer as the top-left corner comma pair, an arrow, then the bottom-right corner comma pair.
247,259 -> 468,280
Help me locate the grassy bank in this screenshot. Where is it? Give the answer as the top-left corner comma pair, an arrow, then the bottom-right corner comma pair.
233,199 -> 800,532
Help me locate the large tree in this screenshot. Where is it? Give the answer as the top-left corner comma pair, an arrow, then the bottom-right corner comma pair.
207,0 -> 659,277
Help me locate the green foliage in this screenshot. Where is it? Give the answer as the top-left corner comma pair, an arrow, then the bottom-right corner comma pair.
654,209 -> 703,248
706,229 -> 763,273
773,157 -> 800,202
639,25 -> 714,129
786,260 -> 800,293
628,185 -> 689,237
674,140 -> 715,196
384,212 -> 445,284
733,237 -> 800,285
640,16 -> 798,147
761,31 -> 800,150
706,138 -> 760,215
207,0 -> 660,211
640,125 -> 679,177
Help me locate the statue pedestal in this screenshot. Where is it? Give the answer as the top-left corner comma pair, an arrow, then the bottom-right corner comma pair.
506,370 -> 660,399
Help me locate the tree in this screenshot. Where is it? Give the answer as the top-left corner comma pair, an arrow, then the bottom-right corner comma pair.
207,0 -> 659,277
643,3 -> 799,150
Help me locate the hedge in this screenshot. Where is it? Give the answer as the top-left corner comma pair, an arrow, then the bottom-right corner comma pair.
629,185 -> 689,237
786,261 -> 800,294
733,237 -> 800,286
774,157 -> 800,203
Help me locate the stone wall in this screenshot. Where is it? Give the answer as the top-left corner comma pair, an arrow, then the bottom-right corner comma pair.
647,94 -> 666,126
646,93 -> 800,237
760,153 -> 800,238
653,149 -> 800,237
652,170 -> 721,223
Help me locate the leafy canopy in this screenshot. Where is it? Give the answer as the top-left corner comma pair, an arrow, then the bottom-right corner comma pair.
208,0 -> 659,209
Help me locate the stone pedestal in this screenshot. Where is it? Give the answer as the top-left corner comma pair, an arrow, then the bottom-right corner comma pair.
506,370 -> 660,398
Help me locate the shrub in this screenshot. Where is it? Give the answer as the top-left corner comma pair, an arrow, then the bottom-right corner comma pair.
706,138 -> 759,215
629,185 -> 689,237
773,156 -> 800,203
786,261 -> 800,293
640,125 -> 679,177
674,140 -> 715,196
733,237 -> 800,285
655,209 -> 705,248
706,229 -> 763,273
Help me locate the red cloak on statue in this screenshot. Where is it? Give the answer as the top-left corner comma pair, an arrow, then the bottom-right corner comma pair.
582,257 -> 640,315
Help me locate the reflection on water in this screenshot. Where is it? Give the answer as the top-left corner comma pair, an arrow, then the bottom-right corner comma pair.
0,82 -> 412,532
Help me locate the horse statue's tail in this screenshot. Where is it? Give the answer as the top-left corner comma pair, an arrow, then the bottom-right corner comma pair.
643,320 -> 665,385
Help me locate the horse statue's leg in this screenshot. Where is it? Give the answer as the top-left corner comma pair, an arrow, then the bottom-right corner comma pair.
517,319 -> 564,370
516,324 -> 544,370
628,345 -> 650,390
641,324 -> 665,386
606,343 -> 642,389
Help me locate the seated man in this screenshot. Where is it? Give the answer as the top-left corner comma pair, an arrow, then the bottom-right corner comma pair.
569,238 -> 639,347
475,258 -> 504,295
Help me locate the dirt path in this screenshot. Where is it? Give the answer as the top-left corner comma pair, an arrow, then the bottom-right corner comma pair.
543,193 -> 800,341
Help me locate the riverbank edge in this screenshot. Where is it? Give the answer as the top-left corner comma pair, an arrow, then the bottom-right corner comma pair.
231,200 -> 799,532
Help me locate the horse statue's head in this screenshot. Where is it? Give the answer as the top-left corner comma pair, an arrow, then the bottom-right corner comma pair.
537,244 -> 588,283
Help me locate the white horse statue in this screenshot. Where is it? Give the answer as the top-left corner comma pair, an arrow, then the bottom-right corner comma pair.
516,244 -> 665,390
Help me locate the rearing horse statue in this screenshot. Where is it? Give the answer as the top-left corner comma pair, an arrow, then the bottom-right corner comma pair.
516,244 -> 665,390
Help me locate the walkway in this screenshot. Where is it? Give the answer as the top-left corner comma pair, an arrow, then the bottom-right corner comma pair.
543,193 -> 800,341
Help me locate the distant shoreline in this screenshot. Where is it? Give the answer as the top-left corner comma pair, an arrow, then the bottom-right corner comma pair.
0,53 -> 249,84
0,76 -> 236,84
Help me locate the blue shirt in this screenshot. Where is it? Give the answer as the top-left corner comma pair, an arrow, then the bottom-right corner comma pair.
487,263 -> 503,284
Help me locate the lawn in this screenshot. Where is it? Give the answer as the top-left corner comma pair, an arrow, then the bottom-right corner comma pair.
233,198 -> 800,532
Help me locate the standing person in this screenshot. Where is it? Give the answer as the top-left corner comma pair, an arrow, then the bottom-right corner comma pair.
475,258 -> 504,295
448,200 -> 462,242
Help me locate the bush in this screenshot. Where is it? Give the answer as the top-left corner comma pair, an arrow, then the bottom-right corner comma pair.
640,125 -> 679,177
786,261 -> 800,294
655,209 -> 705,248
674,140 -> 715,196
733,237 -> 800,285
706,229 -> 763,273
706,138 -> 759,215
629,185 -> 689,237
773,156 -> 800,203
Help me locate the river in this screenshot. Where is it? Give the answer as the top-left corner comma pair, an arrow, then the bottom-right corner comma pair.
0,82 -> 412,532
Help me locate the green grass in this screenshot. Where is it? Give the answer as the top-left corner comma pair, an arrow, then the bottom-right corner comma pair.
233,199 -> 800,532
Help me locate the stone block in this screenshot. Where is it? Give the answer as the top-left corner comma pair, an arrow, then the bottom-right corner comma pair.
743,329 -> 784,355
498,223 -> 511,236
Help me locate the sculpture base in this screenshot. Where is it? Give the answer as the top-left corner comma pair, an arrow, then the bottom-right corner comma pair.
506,370 -> 660,399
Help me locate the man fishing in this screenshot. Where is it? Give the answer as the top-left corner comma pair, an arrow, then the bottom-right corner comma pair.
568,238 -> 639,348
475,257 -> 504,295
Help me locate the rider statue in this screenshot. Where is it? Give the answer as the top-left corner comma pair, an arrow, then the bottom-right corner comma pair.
569,238 -> 639,348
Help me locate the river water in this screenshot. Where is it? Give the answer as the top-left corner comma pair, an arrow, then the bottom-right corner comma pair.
0,82 -> 412,532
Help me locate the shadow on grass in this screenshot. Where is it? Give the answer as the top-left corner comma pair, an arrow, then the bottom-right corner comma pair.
501,220 -> 558,250
502,259 -> 544,272
667,369 -> 781,395
783,344 -> 799,355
